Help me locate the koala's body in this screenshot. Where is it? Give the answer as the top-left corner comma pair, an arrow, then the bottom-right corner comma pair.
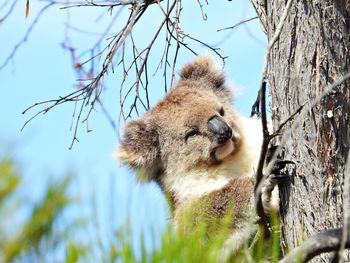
117,55 -> 268,254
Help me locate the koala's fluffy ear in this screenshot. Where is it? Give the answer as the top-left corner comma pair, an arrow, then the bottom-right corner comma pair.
180,54 -> 226,89
116,119 -> 160,182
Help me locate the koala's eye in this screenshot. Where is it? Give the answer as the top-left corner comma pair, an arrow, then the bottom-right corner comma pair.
185,128 -> 200,141
219,107 -> 225,116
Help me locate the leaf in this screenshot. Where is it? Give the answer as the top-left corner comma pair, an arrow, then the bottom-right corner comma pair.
25,0 -> 29,18
65,241 -> 86,263
0,159 -> 20,201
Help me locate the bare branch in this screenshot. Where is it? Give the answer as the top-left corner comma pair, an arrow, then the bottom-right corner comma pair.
217,16 -> 258,32
0,3 -> 54,70
0,0 -> 19,23
182,33 -> 228,64
251,0 -> 267,33
254,80 -> 270,238
118,0 -> 178,124
59,0 -> 153,10
279,225 -> 350,263
17,0 -> 227,148
253,0 -> 294,239
195,0 -> 208,20
271,104 -> 304,138
21,2 -> 145,148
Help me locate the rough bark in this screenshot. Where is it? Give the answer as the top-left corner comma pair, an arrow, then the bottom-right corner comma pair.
255,0 -> 350,261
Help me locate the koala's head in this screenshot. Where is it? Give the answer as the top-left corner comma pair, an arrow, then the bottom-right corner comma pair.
117,55 -> 243,184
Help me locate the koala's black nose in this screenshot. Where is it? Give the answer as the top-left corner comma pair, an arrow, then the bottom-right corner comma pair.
208,116 -> 232,144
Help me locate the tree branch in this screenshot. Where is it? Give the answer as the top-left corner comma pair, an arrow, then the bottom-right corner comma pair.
18,0 -> 226,148
253,0 -> 294,239
0,0 -> 19,23
279,225 -> 350,263
0,3 -> 54,70
217,17 -> 258,32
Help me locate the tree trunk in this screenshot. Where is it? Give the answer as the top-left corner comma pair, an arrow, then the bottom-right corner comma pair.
254,0 -> 350,261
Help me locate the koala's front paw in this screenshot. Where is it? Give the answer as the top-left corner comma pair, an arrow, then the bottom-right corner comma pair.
266,145 -> 294,182
262,145 -> 295,215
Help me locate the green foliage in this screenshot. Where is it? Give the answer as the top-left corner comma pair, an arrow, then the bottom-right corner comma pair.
105,213 -> 282,263
0,159 -> 20,202
0,157 -> 82,262
65,241 -> 86,263
2,177 -> 71,261
0,157 -> 282,262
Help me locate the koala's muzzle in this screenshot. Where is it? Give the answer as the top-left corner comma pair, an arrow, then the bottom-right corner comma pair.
208,116 -> 232,144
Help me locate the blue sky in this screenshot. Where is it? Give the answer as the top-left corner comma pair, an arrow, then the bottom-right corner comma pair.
0,0 -> 266,256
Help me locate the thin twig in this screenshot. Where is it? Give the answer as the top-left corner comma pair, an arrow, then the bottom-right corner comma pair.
21,2 -> 145,148
18,0 -> 227,148
182,33 -> 228,64
195,0 -> 208,20
0,3 -> 54,70
0,0 -> 19,23
217,17 -> 258,32
271,104 -> 304,138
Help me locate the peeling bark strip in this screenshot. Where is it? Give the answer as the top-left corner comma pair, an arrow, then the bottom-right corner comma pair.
255,0 -> 350,262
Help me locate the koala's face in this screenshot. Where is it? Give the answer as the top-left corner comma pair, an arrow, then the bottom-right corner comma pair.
117,55 -> 242,182
153,87 -> 241,171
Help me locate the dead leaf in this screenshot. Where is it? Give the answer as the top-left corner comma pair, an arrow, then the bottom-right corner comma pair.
25,0 -> 30,18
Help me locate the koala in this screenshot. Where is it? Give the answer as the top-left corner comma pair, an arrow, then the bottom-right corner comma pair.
117,55 -> 273,255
